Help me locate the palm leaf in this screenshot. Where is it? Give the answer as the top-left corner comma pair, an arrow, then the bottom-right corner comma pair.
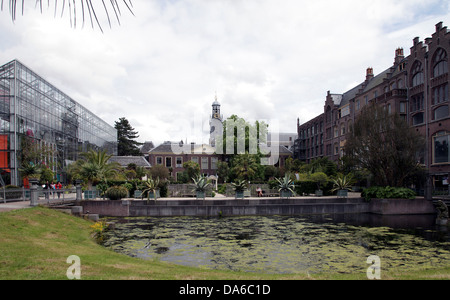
2,0 -> 134,32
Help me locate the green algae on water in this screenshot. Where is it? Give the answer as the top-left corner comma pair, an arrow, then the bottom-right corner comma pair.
102,215 -> 450,275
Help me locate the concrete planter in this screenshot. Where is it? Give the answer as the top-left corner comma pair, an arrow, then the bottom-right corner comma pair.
235,191 -> 244,199
280,190 -> 292,199
336,190 -> 348,197
196,191 -> 205,200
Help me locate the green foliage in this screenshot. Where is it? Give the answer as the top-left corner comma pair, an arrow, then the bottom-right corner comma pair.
309,172 -> 329,190
141,177 -> 160,200
275,174 -> 295,193
344,104 -> 425,187
191,174 -> 211,192
115,117 -> 143,156
294,181 -> 334,196
69,150 -> 120,189
217,184 -> 227,194
330,173 -> 355,192
182,161 -> 200,182
231,179 -> 248,192
361,186 -> 416,201
105,185 -> 128,200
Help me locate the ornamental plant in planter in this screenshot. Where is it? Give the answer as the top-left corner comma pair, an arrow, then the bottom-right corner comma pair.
276,174 -> 295,199
141,177 -> 160,203
192,174 -> 211,200
231,179 -> 248,199
331,173 -> 355,198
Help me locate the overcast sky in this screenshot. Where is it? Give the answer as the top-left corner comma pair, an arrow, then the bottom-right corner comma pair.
1,0 -> 449,146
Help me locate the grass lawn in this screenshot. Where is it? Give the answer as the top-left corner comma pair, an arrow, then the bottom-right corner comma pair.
0,206 -> 449,280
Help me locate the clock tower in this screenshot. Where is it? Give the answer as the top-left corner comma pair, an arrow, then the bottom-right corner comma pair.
209,94 -> 223,148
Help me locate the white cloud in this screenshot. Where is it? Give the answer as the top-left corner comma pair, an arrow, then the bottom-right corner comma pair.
1,0 -> 449,146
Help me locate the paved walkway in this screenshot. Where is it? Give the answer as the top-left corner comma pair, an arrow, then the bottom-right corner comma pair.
0,201 -> 33,212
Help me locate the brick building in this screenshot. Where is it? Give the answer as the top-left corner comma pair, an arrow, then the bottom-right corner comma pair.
294,22 -> 449,189
148,141 -> 219,181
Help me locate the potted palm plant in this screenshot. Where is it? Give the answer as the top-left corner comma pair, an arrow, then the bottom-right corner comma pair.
276,174 -> 295,199
141,177 -> 160,203
231,179 -> 247,199
192,175 -> 211,200
331,173 -> 355,197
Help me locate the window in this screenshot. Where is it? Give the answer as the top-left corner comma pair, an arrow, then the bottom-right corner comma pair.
399,102 -> 406,113
156,156 -> 163,165
411,93 -> 424,112
176,157 -> 183,168
201,157 -> 208,169
165,157 -> 172,168
411,61 -> 424,87
434,105 -> 449,120
433,131 -> 450,164
341,105 -> 350,117
412,72 -> 424,87
432,83 -> 448,105
211,157 -> 218,170
356,99 -> 360,111
412,112 -> 424,125
433,48 -> 448,77
191,157 -> 199,164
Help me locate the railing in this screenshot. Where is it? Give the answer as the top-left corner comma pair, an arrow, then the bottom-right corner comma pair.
1,187 -> 78,204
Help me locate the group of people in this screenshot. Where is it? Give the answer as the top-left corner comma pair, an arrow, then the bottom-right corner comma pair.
43,181 -> 63,199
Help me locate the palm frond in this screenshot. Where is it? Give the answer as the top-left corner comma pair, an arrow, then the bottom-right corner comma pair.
2,0 -> 134,32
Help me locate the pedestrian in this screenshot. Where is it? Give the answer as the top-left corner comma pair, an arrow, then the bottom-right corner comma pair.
56,181 -> 63,199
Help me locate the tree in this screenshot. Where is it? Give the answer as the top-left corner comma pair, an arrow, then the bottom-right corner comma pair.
343,104 -> 425,187
182,161 -> 200,182
231,153 -> 259,181
68,149 -> 120,188
220,115 -> 268,156
115,117 -> 143,156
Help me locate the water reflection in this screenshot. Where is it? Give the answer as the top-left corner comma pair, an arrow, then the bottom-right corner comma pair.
101,214 -> 450,274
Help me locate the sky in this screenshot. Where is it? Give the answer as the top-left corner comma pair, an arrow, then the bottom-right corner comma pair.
1,0 -> 449,146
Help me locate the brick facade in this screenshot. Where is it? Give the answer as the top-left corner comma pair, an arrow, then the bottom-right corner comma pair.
295,22 -> 450,187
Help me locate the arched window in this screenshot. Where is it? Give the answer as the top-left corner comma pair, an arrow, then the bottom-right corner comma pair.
411,61 -> 424,87
433,48 -> 448,77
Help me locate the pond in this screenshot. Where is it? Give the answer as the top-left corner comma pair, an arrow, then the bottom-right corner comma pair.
101,214 -> 450,275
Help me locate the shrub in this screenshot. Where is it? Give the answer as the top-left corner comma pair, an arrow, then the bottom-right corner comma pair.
105,185 -> 128,200
361,186 -> 416,201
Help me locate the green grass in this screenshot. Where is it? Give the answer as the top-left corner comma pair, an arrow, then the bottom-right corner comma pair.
0,206 -> 449,280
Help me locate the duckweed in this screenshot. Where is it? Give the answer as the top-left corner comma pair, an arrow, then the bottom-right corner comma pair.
102,215 -> 450,275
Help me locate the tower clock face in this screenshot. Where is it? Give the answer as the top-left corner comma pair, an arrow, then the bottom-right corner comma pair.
214,113 -> 219,118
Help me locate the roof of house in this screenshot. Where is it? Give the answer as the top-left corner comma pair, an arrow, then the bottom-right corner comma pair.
140,141 -> 155,154
109,156 -> 152,168
149,142 -> 217,155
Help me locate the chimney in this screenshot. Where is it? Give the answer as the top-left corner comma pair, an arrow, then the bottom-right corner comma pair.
395,47 -> 404,64
366,67 -> 374,81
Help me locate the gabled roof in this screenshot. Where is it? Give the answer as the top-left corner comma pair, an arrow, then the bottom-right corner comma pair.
140,141 -> 155,154
109,156 -> 151,168
149,142 -> 217,155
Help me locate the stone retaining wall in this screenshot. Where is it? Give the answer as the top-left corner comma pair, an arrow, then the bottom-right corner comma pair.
80,197 -> 437,217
